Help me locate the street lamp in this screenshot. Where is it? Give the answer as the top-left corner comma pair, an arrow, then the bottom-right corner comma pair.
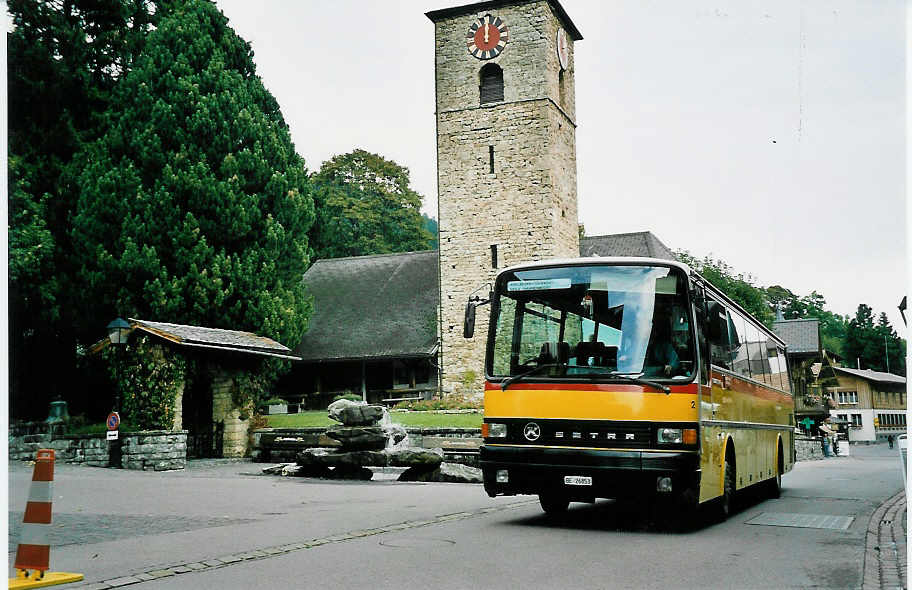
107,317 -> 132,346
106,317 -> 131,468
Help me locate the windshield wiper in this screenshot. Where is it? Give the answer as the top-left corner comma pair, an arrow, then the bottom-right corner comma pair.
501,363 -> 564,391
608,373 -> 671,395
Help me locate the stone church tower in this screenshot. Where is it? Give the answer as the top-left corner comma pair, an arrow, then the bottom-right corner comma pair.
426,0 -> 582,398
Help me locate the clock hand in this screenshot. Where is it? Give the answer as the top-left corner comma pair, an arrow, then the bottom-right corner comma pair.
484,22 -> 489,44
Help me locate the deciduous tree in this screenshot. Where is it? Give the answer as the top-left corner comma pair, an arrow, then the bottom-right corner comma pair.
309,150 -> 433,260
676,251 -> 773,326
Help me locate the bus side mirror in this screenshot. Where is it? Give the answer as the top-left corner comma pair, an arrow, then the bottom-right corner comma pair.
463,302 -> 476,338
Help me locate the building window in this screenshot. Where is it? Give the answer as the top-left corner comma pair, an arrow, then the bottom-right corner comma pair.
837,391 -> 858,405
851,414 -> 862,427
479,63 -> 504,104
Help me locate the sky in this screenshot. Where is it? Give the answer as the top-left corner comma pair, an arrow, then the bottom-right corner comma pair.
217,0 -> 906,329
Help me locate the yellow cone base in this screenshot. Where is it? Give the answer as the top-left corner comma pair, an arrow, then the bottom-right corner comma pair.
9,571 -> 84,589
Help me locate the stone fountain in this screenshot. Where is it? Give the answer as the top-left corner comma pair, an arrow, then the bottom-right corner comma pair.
294,399 -> 447,481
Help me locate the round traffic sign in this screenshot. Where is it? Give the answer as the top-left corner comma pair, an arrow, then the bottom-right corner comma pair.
106,412 -> 121,431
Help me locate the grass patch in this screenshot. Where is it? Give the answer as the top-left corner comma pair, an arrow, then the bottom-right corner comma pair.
265,412 -> 333,428
265,410 -> 481,429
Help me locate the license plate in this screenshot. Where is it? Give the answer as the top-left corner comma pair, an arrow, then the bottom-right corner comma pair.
564,475 -> 592,486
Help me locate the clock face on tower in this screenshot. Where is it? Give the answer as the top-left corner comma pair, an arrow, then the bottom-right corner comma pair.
557,28 -> 570,70
467,14 -> 508,60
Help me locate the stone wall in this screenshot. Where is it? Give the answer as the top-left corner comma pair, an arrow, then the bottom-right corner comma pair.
796,436 -> 825,461
9,427 -> 187,470
9,432 -> 110,466
121,431 -> 188,471
211,370 -> 253,458
434,1 -> 580,400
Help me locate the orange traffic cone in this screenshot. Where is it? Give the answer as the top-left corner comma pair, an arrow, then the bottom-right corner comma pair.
9,449 -> 83,589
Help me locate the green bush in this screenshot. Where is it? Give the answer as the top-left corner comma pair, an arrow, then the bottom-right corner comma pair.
103,335 -> 184,430
262,397 -> 286,406
332,393 -> 363,403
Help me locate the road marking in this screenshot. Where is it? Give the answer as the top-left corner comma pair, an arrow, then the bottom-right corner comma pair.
746,512 -> 854,530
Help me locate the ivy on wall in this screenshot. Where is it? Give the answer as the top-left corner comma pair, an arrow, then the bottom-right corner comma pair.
103,335 -> 185,430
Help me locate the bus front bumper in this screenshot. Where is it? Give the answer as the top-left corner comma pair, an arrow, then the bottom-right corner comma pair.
480,444 -> 700,501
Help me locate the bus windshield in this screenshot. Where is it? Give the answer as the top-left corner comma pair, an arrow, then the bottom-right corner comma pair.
489,264 -> 695,381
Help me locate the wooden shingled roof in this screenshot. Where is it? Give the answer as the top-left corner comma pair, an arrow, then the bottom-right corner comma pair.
295,250 -> 440,362
92,319 -> 298,360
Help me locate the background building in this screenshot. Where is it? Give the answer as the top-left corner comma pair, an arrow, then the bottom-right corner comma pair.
826,367 -> 906,443
772,317 -> 836,434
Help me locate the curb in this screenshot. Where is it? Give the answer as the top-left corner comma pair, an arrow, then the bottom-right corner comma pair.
863,490 -> 907,590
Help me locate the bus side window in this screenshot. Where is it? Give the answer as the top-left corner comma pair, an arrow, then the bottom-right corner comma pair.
706,296 -> 730,369
744,320 -> 768,382
776,346 -> 792,392
727,309 -> 752,380
694,304 -> 708,384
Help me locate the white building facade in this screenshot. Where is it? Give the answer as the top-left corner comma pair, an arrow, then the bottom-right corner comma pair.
826,367 -> 906,443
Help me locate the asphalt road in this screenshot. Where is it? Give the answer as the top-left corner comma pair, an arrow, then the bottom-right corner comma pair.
8,444 -> 905,589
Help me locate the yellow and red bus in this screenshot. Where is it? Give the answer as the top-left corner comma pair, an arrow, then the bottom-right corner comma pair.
465,257 -> 794,517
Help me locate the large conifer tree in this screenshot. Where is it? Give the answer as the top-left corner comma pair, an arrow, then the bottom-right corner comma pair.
9,0 -> 160,416
71,0 -> 314,348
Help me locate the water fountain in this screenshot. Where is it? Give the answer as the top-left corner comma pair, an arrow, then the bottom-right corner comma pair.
295,399 -> 446,480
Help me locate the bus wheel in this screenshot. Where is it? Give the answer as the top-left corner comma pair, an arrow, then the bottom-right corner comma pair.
767,452 -> 782,499
539,493 -> 569,514
719,458 -> 735,520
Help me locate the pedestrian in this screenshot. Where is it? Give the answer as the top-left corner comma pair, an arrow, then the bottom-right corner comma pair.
888,434 -> 894,449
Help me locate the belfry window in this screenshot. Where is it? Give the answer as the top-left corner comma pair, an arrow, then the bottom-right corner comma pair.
479,63 -> 504,104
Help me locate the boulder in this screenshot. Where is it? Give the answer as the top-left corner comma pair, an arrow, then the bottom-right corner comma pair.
385,447 -> 444,468
327,399 -> 386,426
261,463 -> 294,475
383,423 -> 408,446
297,447 -> 336,466
325,426 -> 388,451
398,462 -> 483,483
436,463 -> 483,483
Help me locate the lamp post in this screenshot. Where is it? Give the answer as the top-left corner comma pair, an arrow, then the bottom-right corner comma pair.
106,318 -> 131,467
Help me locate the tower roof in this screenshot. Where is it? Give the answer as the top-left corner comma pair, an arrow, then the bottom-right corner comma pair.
426,0 -> 583,41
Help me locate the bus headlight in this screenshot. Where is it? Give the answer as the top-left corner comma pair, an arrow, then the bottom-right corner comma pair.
483,423 -> 508,438
658,428 -> 683,444
658,428 -> 697,445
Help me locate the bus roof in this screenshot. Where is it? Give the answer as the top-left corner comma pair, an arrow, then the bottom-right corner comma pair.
497,256 -> 693,276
